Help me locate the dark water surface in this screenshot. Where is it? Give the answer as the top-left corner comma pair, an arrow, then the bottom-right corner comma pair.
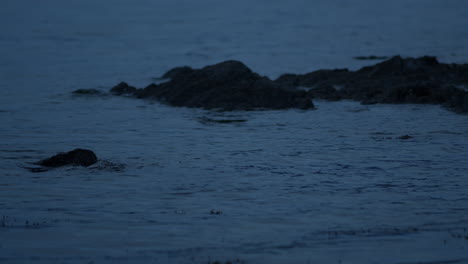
1,1 -> 468,263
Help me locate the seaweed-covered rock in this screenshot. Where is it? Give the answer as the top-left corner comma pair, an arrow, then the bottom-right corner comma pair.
111,60 -> 313,110
38,149 -> 98,167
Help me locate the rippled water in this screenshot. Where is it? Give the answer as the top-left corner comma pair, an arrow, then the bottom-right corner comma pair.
1,0 -> 468,263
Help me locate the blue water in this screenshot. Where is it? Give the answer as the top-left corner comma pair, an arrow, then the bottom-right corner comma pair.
1,1 -> 468,263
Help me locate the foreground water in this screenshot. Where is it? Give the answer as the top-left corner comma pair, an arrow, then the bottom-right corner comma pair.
1,0 -> 468,263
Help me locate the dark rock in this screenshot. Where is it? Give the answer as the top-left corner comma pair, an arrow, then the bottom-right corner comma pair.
355,56 -> 446,78
210,209 -> 222,215
397,135 -> 413,140
110,82 -> 137,95
341,56 -> 468,107
307,84 -> 342,101
160,66 -> 193,79
275,69 -> 351,88
38,149 -> 98,167
354,55 -> 389,60
199,117 -> 248,124
444,90 -> 468,113
276,56 -> 468,114
72,89 -> 102,95
343,82 -> 461,105
111,60 -> 313,110
108,56 -> 468,113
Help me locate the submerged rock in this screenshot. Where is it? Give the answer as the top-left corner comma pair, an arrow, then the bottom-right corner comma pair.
354,55 -> 389,60
38,149 -> 98,168
397,135 -> 413,140
111,60 -> 313,110
199,117 -> 248,124
210,209 -> 222,215
275,56 -> 468,113
72,89 -> 102,95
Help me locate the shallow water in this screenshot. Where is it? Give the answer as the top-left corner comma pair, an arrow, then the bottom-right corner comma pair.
1,0 -> 468,263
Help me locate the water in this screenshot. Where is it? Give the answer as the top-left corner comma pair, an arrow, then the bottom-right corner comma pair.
1,1 -> 468,263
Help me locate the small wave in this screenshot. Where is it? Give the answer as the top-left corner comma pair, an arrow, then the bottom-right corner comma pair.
89,160 -> 126,172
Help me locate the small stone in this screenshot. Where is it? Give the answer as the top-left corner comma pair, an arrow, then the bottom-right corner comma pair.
210,209 -> 222,215
110,82 -> 137,95
397,135 -> 413,140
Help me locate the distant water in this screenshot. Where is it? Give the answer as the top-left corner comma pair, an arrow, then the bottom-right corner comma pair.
1,1 -> 468,263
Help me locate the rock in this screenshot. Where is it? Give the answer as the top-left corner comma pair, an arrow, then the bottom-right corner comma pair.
72,89 -> 102,95
210,209 -> 222,215
444,90 -> 468,113
354,55 -> 389,60
275,69 -> 351,89
199,117 -> 248,124
108,56 -> 468,113
160,66 -> 193,79
111,60 -> 313,110
110,82 -> 138,95
355,56 -> 448,78
341,56 -> 467,106
38,149 -> 98,167
397,135 -> 413,140
276,56 -> 468,114
307,84 -> 342,101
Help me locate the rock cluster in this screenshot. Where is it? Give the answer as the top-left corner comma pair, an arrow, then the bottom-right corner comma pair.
109,56 -> 468,113
274,56 -> 468,113
111,60 -> 313,110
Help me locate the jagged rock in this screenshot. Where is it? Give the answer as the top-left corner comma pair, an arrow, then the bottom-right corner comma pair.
354,56 -> 388,60
111,60 -> 313,110
355,56 -> 445,77
108,56 -> 468,113
160,66 -> 193,79
444,90 -> 468,113
72,89 -> 102,95
38,149 -> 98,167
275,69 -> 351,89
276,56 -> 468,113
342,56 -> 468,107
307,84 -> 342,101
110,82 -> 137,95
